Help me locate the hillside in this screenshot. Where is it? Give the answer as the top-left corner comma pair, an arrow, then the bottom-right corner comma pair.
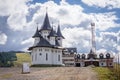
14,53 -> 31,67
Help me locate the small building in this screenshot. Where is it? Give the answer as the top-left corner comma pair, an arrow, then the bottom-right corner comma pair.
74,49 -> 114,67
62,48 -> 77,66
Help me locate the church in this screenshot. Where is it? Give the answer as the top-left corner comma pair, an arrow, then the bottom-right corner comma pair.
28,12 -> 64,66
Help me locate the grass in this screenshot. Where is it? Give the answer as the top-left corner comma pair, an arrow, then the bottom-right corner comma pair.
93,67 -> 115,80
14,53 -> 31,67
0,73 -> 13,79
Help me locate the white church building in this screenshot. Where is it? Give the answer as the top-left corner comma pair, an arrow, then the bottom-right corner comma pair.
28,12 -> 64,66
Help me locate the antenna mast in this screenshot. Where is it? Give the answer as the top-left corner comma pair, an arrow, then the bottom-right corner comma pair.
91,22 -> 96,53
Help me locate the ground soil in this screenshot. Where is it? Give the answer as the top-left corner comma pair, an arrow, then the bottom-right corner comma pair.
0,67 -> 98,80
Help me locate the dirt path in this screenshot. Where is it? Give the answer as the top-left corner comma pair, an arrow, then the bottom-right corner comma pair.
0,67 -> 98,80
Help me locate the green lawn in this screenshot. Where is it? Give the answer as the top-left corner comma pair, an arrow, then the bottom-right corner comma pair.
93,67 -> 115,80
14,53 -> 31,67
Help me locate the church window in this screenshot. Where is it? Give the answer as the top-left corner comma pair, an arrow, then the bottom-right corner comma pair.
77,54 -> 80,59
109,63 -> 112,65
46,53 -> 48,61
106,53 -> 110,59
45,49 -> 49,51
39,53 -> 42,56
35,53 -> 37,61
101,63 -> 103,66
82,54 -> 85,59
58,55 -> 60,61
58,38 -> 60,40
55,50 -> 57,53
39,49 -> 42,51
99,53 -> 104,59
51,50 -> 53,52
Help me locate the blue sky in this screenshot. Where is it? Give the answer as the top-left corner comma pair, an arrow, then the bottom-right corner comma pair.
0,0 -> 120,54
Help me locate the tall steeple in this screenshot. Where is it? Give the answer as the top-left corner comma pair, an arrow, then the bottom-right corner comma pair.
40,12 -> 52,30
48,27 -> 57,37
57,24 -> 64,39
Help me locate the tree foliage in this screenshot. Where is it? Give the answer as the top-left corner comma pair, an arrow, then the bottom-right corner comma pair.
0,52 -> 17,67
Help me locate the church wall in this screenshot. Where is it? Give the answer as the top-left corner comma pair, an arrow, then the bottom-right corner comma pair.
57,37 -> 62,47
31,47 -> 52,65
34,38 -> 39,46
49,37 -> 55,45
41,30 -> 50,40
52,49 -> 62,65
31,47 -> 62,65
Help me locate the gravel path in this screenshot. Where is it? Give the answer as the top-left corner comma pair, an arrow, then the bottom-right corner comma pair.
0,67 -> 98,80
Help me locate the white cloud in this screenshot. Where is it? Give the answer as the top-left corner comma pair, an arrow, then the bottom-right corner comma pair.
21,38 -> 34,45
7,12 -> 27,31
0,32 -> 7,45
81,0 -> 120,9
62,27 -> 91,52
0,0 -> 30,16
89,12 -> 119,31
0,0 -> 31,31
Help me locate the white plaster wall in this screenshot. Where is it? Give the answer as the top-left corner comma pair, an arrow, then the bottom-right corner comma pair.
99,62 -> 107,67
58,37 -> 62,47
52,49 -> 62,65
34,38 -> 39,46
50,37 -> 55,45
41,30 -> 50,40
31,47 -> 62,65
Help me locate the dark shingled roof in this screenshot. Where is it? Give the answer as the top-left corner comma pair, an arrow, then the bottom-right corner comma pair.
36,37 -> 52,47
40,12 -> 52,30
57,24 -> 64,39
63,48 -> 77,53
48,28 -> 57,37
32,27 -> 40,38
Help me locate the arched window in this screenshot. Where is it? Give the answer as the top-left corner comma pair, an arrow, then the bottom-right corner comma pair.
77,54 -> 80,59
82,54 -> 86,59
46,53 -> 48,61
106,53 -> 110,59
58,55 -> 60,61
99,53 -> 104,59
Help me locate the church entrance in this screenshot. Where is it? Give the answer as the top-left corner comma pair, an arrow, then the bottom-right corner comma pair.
85,61 -> 99,67
75,63 -> 81,67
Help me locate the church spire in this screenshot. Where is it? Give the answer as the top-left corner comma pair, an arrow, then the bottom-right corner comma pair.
32,25 -> 40,38
57,24 -> 64,39
40,11 -> 52,30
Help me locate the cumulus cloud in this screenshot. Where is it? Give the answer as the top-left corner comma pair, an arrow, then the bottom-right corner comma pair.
81,0 -> 120,9
0,0 -> 31,31
0,0 -> 119,52
0,0 -> 30,16
21,38 -> 34,45
89,12 -> 119,31
95,31 -> 118,53
0,32 -> 7,45
62,27 -> 91,52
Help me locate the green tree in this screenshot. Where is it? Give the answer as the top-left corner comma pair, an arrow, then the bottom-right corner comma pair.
0,52 -> 17,67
